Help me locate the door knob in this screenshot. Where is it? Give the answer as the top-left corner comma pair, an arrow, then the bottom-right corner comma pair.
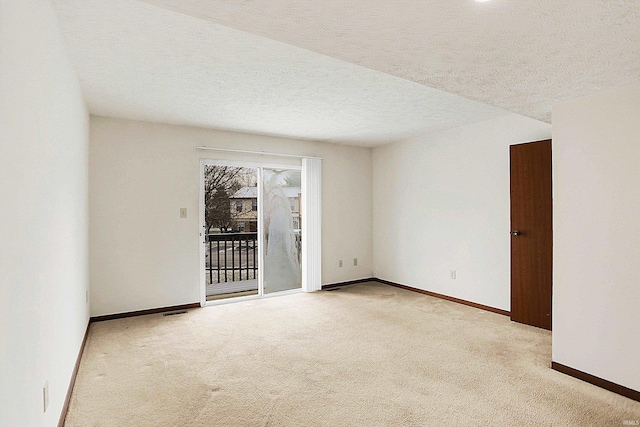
511,230 -> 521,236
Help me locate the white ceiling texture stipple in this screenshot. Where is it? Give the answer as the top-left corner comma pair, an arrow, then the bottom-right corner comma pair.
52,0 -> 640,147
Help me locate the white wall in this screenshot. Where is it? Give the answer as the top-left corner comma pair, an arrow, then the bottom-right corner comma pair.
89,117 -> 372,316
0,1 -> 90,425
372,114 -> 551,311
552,84 -> 640,392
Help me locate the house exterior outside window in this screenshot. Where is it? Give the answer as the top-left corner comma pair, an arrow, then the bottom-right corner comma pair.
229,187 -> 258,232
229,186 -> 300,233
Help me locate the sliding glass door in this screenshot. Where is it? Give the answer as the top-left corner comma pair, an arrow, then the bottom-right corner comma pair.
202,165 -> 259,301
262,168 -> 302,294
200,161 -> 303,303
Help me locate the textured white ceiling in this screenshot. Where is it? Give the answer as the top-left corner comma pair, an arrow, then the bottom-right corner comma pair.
139,0 -> 640,123
51,0 -> 639,146
51,0 -> 512,146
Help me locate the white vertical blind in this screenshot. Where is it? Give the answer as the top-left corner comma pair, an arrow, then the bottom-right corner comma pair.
302,158 -> 322,292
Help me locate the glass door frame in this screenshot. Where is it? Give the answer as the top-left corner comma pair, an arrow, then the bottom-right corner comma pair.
199,158 -> 303,306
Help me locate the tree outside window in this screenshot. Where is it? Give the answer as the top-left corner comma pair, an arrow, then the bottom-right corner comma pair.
203,165 -> 255,234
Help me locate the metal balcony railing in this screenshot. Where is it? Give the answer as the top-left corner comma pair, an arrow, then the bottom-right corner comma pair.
205,232 -> 258,284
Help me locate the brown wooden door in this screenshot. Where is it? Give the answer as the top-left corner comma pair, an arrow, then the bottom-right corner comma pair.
510,139 -> 553,330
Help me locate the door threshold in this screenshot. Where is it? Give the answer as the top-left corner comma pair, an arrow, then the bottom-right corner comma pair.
204,288 -> 303,307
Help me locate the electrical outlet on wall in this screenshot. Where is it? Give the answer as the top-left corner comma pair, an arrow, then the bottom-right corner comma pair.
373,270 -> 379,278
179,208 -> 187,218
353,258 -> 358,266
450,270 -> 457,280
339,260 -> 343,268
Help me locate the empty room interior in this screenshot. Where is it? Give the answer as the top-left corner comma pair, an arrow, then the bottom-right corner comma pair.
2,0 -> 640,425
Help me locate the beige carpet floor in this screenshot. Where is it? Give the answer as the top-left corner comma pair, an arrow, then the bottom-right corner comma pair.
65,282 -> 640,426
